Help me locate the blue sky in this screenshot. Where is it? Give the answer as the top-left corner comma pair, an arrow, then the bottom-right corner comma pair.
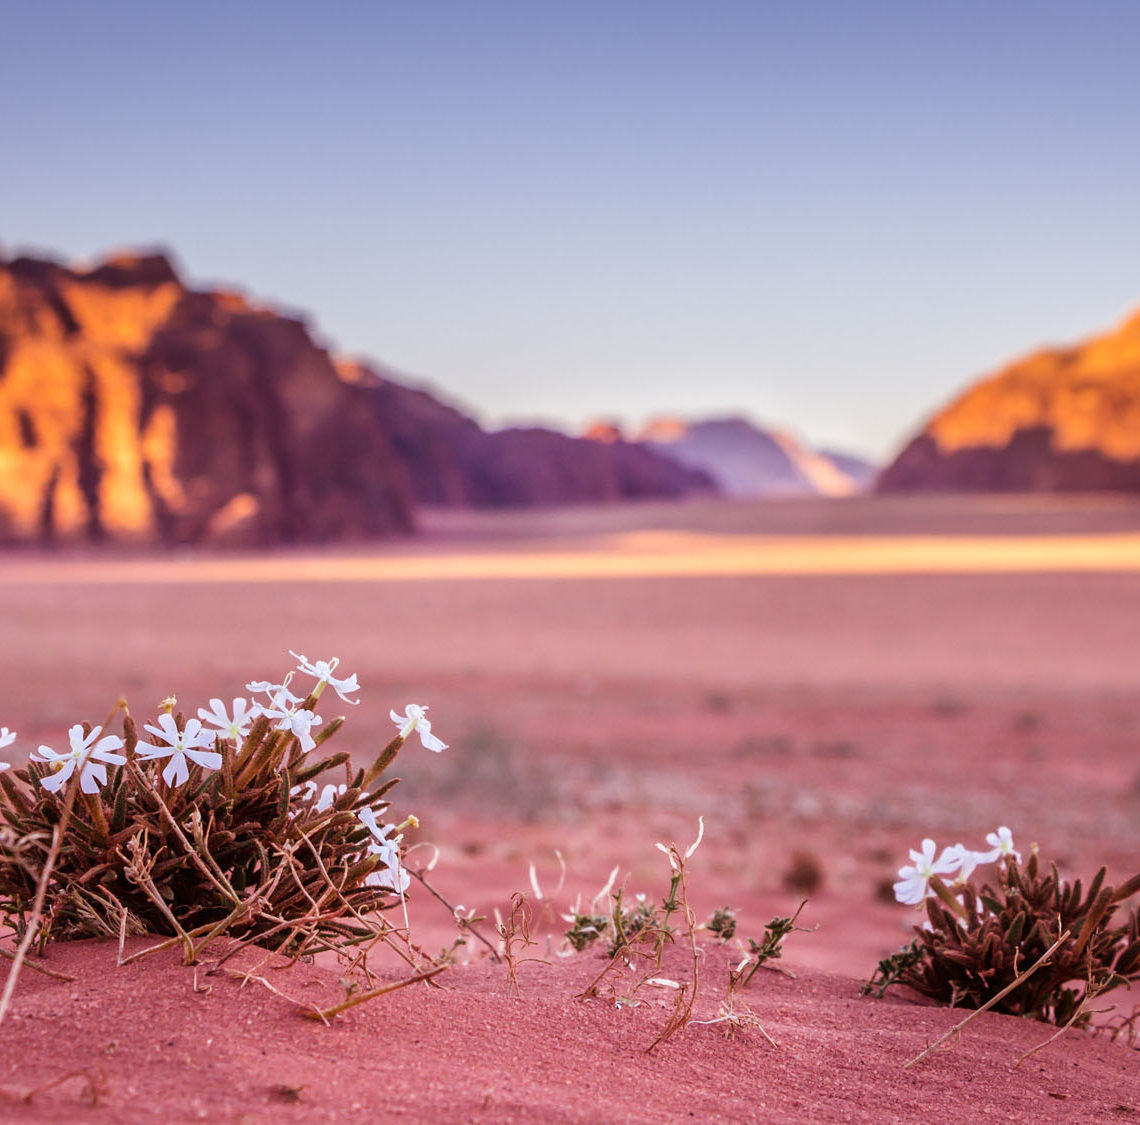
3,1 -> 1139,459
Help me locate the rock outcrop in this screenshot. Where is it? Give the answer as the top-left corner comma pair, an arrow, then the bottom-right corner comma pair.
0,249 -> 713,546
0,250 -> 414,545
878,307 -> 1140,493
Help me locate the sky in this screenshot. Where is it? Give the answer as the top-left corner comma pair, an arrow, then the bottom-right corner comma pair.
3,1 -> 1139,461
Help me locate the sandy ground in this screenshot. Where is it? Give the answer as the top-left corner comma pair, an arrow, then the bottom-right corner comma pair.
1,938 -> 1135,1124
0,494 -> 1138,1118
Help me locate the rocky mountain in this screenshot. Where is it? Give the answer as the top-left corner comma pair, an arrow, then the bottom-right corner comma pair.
0,249 -> 713,546
878,307 -> 1140,493
628,416 -> 875,497
354,367 -> 715,509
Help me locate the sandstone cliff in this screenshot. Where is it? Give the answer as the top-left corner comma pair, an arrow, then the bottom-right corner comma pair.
0,250 -> 712,546
0,251 -> 414,545
878,308 -> 1140,493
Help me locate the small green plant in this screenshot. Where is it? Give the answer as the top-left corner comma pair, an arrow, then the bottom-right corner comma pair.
691,903 -> 809,1043
705,906 -> 737,942
866,827 -> 1140,1027
731,901 -> 809,987
863,939 -> 923,999
605,890 -> 670,958
576,820 -> 705,1049
564,907 -> 611,952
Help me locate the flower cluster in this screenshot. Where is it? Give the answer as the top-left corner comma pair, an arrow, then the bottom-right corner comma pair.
893,827 -> 1020,906
868,829 -> 1140,1025
0,651 -> 451,954
8,652 -> 448,797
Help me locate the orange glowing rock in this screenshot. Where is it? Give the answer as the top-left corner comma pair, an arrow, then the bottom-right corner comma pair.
0,251 -> 415,545
879,307 -> 1140,492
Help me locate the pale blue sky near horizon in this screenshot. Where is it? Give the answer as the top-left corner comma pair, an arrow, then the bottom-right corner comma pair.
3,1 -> 1139,461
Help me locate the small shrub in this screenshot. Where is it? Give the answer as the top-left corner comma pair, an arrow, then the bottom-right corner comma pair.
706,906 -> 737,942
865,828 -> 1140,1026
0,654 -> 453,1019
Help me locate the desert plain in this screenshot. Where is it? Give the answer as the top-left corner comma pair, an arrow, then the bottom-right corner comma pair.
0,492 -> 1139,1121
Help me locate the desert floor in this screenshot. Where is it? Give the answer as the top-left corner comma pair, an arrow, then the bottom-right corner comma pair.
0,493 -> 1138,1120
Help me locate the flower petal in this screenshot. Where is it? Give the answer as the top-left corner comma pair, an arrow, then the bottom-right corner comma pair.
135,742 -> 173,760
163,754 -> 189,788
81,761 -> 107,794
419,729 -> 448,752
185,749 -> 223,771
893,876 -> 925,905
40,761 -> 73,791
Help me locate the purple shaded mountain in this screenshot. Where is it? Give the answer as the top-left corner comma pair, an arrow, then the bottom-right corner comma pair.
632,416 -> 875,497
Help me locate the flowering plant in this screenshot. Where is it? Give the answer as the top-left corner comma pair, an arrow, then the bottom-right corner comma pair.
866,827 -> 1140,1026
0,654 -> 447,972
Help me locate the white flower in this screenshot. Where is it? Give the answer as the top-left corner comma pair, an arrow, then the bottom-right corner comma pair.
136,713 -> 223,788
358,807 -> 410,893
980,826 -> 1020,864
366,845 -> 409,893
0,727 -> 15,772
357,805 -> 390,843
35,725 -> 126,794
948,843 -> 987,884
261,696 -> 323,753
315,783 -> 346,813
246,679 -> 303,706
893,838 -> 961,906
390,704 -> 447,752
197,697 -> 260,742
290,652 -> 360,705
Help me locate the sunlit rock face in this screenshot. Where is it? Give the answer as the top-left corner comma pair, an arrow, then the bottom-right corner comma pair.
0,250 -> 714,546
878,308 -> 1140,493
0,251 -> 414,545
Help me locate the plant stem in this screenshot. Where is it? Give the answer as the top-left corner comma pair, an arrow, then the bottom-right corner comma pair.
903,929 -> 1071,1069
0,779 -> 80,1026
301,963 -> 448,1020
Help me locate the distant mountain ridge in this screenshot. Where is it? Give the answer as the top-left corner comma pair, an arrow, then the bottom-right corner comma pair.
344,363 -> 716,510
878,306 -> 1140,493
609,416 -> 875,497
0,248 -> 712,546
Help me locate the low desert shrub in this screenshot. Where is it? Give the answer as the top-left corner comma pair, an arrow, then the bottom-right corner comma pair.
865,827 -> 1140,1027
0,653 -> 450,1013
